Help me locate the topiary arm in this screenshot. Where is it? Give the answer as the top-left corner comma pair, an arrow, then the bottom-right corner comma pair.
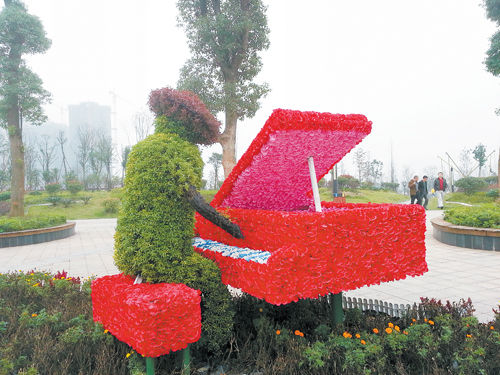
186,185 -> 244,239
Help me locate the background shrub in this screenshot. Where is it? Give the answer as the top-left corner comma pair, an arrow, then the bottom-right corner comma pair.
0,191 -> 11,201
66,180 -> 83,195
0,201 -> 10,216
455,177 -> 488,195
486,188 -> 499,199
337,175 -> 360,190
0,215 -> 66,233
444,203 -> 500,229
102,198 -> 120,213
45,183 -> 61,195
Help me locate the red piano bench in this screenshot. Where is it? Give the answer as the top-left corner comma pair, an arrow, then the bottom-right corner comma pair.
92,273 -> 202,357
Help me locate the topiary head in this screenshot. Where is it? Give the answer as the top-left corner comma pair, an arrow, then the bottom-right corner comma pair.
148,87 -> 220,145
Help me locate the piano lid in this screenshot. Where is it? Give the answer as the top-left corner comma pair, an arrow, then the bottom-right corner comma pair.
212,109 -> 372,211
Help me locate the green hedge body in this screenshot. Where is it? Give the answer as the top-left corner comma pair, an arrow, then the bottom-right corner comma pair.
444,203 -> 500,229
114,132 -> 233,354
0,215 -> 66,233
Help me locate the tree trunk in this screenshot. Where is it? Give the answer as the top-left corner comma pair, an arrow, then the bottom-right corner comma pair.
220,110 -> 238,178
8,105 -> 25,217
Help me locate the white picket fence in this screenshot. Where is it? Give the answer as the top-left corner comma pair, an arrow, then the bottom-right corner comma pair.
342,296 -> 421,318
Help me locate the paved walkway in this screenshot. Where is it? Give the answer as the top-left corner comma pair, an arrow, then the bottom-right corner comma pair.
0,212 -> 498,322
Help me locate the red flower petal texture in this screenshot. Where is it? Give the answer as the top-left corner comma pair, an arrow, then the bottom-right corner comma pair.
194,109 -> 427,305
92,274 -> 202,357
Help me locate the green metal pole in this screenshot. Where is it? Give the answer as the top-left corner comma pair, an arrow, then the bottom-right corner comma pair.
146,357 -> 155,375
181,345 -> 191,375
332,292 -> 344,324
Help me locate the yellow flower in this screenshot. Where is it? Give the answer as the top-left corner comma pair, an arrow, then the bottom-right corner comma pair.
126,353 -> 131,358
388,322 -> 394,328
466,334 -> 472,338
31,313 -> 37,317
61,276 -> 65,280
428,320 -> 434,325
394,325 -> 400,332
104,329 -> 109,334
32,283 -> 39,287
372,328 -> 379,334
490,326 -> 494,330
30,273 -> 34,276
355,333 -> 361,339
360,339 -> 366,345
385,327 -> 393,334
276,330 -> 281,335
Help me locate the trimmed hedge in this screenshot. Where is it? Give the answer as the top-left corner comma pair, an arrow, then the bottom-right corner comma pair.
0,215 -> 66,233
114,133 -> 233,355
444,203 -> 500,229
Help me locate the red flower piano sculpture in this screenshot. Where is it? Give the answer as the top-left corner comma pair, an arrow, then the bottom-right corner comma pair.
193,109 -> 427,305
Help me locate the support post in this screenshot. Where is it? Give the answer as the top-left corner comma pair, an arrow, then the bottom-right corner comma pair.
182,345 -> 191,375
146,357 -> 155,375
331,292 -> 344,325
309,157 -> 343,324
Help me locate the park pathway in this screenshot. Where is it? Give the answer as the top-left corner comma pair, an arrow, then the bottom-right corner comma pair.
0,211 -> 498,322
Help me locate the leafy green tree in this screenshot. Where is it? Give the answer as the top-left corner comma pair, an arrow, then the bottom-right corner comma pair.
176,0 -> 270,177
472,144 -> 487,177
0,0 -> 51,216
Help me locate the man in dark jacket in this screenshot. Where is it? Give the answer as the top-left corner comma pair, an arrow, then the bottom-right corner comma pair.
433,172 -> 448,209
417,176 -> 429,209
408,175 -> 419,204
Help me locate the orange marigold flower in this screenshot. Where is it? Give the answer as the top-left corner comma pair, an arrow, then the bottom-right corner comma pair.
360,339 -> 366,345
424,318 -> 428,322
466,334 -> 472,338
276,330 -> 281,335
343,331 -> 352,338
412,318 -> 416,322
428,320 -> 434,325
373,328 -> 379,334
355,333 -> 361,339
294,330 -> 304,337
394,325 -> 400,332
388,322 -> 394,328
403,330 -> 409,335
31,313 -> 37,317
385,327 -> 393,334
490,326 -> 495,330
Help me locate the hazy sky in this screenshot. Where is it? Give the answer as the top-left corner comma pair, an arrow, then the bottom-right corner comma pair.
16,0 -> 500,181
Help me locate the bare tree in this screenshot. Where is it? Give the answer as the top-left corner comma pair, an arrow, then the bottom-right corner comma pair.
401,166 -> 412,195
56,130 -> 70,178
37,135 -> 57,186
133,110 -> 153,144
353,148 -> 367,183
208,152 -> 222,189
120,145 -> 131,186
0,131 -> 10,190
458,148 -> 473,177
76,126 -> 94,189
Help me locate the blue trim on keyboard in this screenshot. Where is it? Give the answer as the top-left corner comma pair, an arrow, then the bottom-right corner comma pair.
192,237 -> 271,264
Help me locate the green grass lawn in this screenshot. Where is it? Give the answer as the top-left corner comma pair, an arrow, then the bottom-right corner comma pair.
25,190 -> 122,220
321,188 -> 407,204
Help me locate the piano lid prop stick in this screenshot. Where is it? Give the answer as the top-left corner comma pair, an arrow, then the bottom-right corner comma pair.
308,156 -> 322,213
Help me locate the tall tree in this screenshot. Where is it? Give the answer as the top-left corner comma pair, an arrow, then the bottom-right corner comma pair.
353,148 -> 367,183
177,0 -> 270,177
472,143 -> 487,177
0,0 -> 51,216
37,135 -> 56,185
76,126 -> 93,190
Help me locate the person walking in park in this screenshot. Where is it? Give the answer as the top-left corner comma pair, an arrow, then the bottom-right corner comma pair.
417,175 -> 429,209
433,172 -> 448,209
408,175 -> 419,204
